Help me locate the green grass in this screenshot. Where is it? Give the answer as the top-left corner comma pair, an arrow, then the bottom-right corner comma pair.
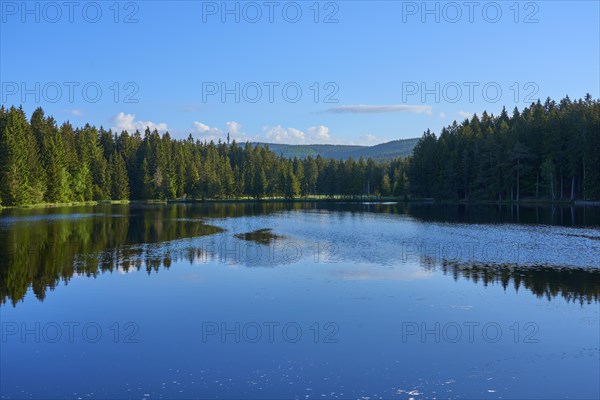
1,200 -> 130,210
3,197 -> 598,211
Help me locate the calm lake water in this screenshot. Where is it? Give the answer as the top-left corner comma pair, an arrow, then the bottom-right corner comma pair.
1,203 -> 599,399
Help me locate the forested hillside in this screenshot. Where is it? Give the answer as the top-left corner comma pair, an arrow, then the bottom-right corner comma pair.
253,143 -> 364,159
409,95 -> 600,201
254,138 -> 419,161
345,138 -> 420,161
0,95 -> 598,207
0,106 -> 409,206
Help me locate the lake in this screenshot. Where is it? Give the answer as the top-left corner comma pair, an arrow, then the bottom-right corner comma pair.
1,202 -> 599,399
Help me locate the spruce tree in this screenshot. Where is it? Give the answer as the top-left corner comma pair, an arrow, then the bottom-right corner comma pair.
111,153 -> 130,200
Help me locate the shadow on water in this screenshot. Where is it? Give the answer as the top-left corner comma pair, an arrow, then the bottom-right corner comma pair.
317,202 -> 600,227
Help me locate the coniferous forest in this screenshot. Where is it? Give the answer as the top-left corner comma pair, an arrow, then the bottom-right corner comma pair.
409,95 -> 600,202
0,95 -> 598,207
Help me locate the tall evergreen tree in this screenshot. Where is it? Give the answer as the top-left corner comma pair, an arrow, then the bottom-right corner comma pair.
110,153 -> 130,200
0,97 -> 597,206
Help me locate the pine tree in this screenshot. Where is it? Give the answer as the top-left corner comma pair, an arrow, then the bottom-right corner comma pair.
0,107 -> 31,205
283,162 -> 300,199
111,153 -> 130,200
253,167 -> 267,199
44,132 -> 71,203
380,173 -> 391,196
1,99 -> 597,205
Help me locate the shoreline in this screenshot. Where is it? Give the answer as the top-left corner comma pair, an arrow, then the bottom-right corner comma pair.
1,198 -> 599,210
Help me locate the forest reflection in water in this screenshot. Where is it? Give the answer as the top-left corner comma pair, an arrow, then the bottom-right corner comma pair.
1,202 -> 599,306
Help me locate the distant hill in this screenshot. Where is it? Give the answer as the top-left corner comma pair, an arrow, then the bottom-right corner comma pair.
252,138 -> 419,161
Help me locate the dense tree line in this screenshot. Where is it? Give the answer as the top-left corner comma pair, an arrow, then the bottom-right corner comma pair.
1,95 -> 598,206
0,106 -> 408,206
409,95 -> 600,201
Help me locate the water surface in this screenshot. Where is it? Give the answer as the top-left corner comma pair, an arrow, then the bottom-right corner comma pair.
1,203 -> 599,399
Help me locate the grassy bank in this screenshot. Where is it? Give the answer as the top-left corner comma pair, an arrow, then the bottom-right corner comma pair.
0,200 -> 130,210
2,197 -> 599,210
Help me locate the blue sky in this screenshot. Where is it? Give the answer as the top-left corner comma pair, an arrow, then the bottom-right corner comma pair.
1,1 -> 598,145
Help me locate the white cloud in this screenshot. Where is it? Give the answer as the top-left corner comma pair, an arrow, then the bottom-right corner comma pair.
64,109 -> 84,117
193,121 -> 211,133
306,125 -> 331,141
226,121 -> 243,136
458,111 -> 472,119
111,112 -> 168,133
192,120 -> 250,143
265,126 -> 305,143
328,104 -> 432,114
439,112 -> 446,119
193,121 -> 322,144
110,114 -> 375,146
263,125 -> 335,144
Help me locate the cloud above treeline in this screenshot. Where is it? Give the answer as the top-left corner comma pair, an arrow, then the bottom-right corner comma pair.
327,104 -> 432,114
110,112 -> 384,146
111,112 -> 169,133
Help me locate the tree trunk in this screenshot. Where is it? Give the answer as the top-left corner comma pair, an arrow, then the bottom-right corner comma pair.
550,173 -> 555,202
560,175 -> 564,201
535,171 -> 540,199
516,160 -> 520,202
582,160 -> 586,200
571,175 -> 576,201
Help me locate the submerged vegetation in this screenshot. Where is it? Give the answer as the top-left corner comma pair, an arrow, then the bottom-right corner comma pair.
234,228 -> 285,245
